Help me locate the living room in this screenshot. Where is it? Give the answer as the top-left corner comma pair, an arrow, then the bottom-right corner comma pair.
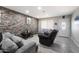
0,6 -> 79,53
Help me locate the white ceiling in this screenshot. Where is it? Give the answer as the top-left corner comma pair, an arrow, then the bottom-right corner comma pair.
4,6 -> 78,18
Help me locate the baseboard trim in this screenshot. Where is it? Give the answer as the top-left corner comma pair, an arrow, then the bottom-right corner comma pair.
58,36 -> 70,38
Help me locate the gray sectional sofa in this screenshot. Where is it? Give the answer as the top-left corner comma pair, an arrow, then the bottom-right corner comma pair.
0,32 -> 38,53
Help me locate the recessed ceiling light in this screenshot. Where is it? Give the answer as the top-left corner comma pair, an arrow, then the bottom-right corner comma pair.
36,16 -> 40,18
26,10 -> 30,13
37,6 -> 42,10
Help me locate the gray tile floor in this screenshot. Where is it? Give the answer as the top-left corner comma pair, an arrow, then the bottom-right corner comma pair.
24,34 -> 73,53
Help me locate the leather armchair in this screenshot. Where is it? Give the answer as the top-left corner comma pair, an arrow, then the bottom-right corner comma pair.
38,29 -> 58,46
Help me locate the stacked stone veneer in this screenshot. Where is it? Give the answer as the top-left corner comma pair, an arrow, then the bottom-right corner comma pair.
0,7 -> 38,35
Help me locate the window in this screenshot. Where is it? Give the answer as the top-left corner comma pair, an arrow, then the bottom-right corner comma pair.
61,22 -> 66,30
41,20 -> 48,29
40,20 -> 54,30
27,17 -> 32,24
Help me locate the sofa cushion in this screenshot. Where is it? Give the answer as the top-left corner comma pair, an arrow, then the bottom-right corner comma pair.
16,41 -> 36,53
1,38 -> 18,53
11,36 -> 24,48
11,36 -> 23,43
3,32 -> 14,39
0,50 -> 3,53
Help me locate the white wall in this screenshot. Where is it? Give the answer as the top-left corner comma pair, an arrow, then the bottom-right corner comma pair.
71,7 -> 79,52
58,16 -> 71,37
38,15 -> 71,37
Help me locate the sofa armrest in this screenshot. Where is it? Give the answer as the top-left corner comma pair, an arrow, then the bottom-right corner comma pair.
38,34 -> 49,39
0,50 -> 3,53
15,42 -> 37,53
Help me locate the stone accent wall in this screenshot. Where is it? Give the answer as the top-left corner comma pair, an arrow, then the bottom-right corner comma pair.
0,7 -> 38,35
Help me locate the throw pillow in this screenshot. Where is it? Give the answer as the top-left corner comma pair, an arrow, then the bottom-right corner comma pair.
3,32 -> 14,39
1,38 -> 18,53
11,36 -> 24,48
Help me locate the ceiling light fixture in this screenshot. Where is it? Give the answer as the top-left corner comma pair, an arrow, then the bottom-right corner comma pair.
26,10 -> 30,13
36,16 -> 40,18
37,6 -> 42,10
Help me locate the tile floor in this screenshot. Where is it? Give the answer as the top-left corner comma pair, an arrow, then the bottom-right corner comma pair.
24,34 -> 73,53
